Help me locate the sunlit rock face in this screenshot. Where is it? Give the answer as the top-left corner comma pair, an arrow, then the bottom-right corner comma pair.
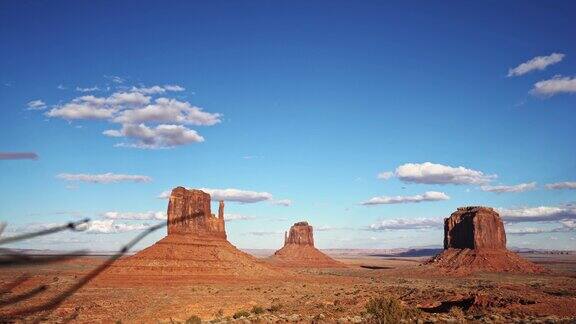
443,206 -> 506,250
428,206 -> 545,274
284,221 -> 314,246
167,186 -> 226,239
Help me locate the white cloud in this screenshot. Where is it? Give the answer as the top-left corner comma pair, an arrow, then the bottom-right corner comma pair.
507,53 -> 565,77
113,98 -> 221,126
79,220 -> 149,234
75,86 -> 100,92
104,75 -> 125,84
102,211 -> 166,220
561,220 -> 576,229
157,190 -> 171,199
163,85 -> 185,92
395,162 -> 495,185
531,75 -> 576,96
271,199 -> 292,207
368,218 -> 443,230
56,172 -> 152,184
362,191 -> 449,205
158,187 -> 279,204
377,171 -> 393,180
507,227 -> 550,235
104,123 -> 204,149
480,182 -> 536,193
200,188 -> 273,203
40,84 -> 219,149
247,231 -> 283,236
498,206 -> 576,222
225,213 -> 256,221
545,182 -> 576,190
130,85 -> 185,94
26,100 -> 46,110
46,92 -> 150,120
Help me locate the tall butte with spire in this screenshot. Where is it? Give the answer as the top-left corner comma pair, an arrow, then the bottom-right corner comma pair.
103,187 -> 279,282
428,206 -> 545,274
269,221 -> 344,268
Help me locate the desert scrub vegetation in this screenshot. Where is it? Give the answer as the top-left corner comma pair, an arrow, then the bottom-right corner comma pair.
185,315 -> 201,324
365,296 -> 420,323
251,305 -> 265,314
232,310 -> 250,319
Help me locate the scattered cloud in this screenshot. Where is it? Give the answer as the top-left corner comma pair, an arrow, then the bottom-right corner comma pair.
158,187 -> 285,205
200,188 -> 273,203
480,182 -> 536,193
113,98 -> 221,126
39,83 -> 219,149
377,171 -> 393,180
0,152 -> 39,160
78,220 -> 150,234
394,162 -> 495,185
75,86 -> 100,92
102,211 -> 166,220
498,206 -> 576,222
57,84 -> 66,90
362,191 -> 449,205
507,53 -> 565,77
104,123 -> 204,149
46,92 -> 150,120
26,100 -> 46,110
531,75 -> 576,96
56,172 -> 152,184
130,85 -> 185,94
507,227 -> 552,235
271,199 -> 292,207
247,231 -> 283,236
104,75 -> 125,84
368,218 -> 443,230
545,182 -> 576,190
225,213 -> 256,221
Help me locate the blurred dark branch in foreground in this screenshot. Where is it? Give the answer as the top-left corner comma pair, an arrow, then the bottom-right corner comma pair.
0,219 -> 166,321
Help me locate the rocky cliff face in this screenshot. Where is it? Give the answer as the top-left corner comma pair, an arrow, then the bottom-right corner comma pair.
444,206 -> 506,250
429,206 -> 545,274
167,186 -> 226,239
285,221 -> 314,246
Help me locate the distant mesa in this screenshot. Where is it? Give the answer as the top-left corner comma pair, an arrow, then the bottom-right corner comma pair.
429,206 -> 545,274
268,221 -> 345,268
101,187 -> 281,283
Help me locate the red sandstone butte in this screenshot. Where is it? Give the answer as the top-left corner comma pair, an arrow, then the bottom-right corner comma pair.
269,221 -> 344,268
429,206 -> 545,274
101,187 -> 280,284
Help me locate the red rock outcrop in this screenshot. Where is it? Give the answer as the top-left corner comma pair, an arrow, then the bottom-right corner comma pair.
101,187 -> 281,284
429,206 -> 545,274
269,221 -> 344,268
444,206 -> 506,250
166,187 -> 226,238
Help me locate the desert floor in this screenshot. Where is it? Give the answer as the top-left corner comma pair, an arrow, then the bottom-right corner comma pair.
1,251 -> 576,323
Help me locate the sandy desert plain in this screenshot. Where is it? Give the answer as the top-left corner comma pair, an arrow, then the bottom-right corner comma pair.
1,188 -> 576,323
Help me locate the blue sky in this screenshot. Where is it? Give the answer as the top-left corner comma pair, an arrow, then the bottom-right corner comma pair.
1,1 -> 575,251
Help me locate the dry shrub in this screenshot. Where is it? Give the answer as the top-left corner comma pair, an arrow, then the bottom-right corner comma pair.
365,296 -> 420,323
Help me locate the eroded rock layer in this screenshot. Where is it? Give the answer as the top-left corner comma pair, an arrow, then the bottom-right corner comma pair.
430,206 -> 545,274
101,187 -> 280,283
269,221 -> 344,268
